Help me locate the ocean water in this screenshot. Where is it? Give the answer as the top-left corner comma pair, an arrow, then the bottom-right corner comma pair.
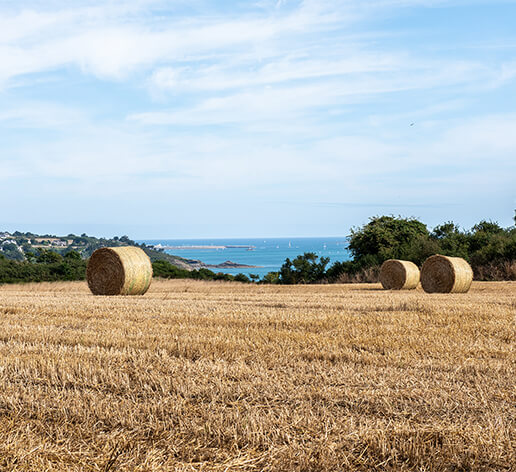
140,237 -> 351,278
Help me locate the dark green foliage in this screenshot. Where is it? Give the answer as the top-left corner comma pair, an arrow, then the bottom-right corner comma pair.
469,225 -> 516,268
262,272 -> 280,284
0,250 -> 86,284
37,249 -> 63,264
278,252 -> 330,284
325,260 -> 357,282
430,222 -> 470,259
263,213 -> 516,284
213,272 -> 233,281
152,260 -> 191,279
25,251 -> 36,263
151,260 -> 248,283
472,221 -> 505,235
2,214 -> 515,286
333,215 -> 515,282
427,220 -> 516,274
64,250 -> 82,261
0,243 -> 24,261
348,216 -> 430,267
234,273 -> 250,283
1,231 -> 200,279
191,268 -> 220,280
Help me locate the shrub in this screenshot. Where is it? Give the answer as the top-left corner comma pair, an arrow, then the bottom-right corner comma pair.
279,253 -> 330,284
349,216 -> 429,267
234,273 -> 250,283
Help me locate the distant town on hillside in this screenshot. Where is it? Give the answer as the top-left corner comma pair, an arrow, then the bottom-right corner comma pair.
0,231 -> 254,270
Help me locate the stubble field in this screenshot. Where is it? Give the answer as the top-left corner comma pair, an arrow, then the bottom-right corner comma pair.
0,279 -> 514,471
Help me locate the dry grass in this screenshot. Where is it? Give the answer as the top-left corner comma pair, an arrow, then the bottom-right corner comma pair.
0,280 -> 514,471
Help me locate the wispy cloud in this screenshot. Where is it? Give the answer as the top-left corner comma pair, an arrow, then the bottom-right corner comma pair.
1,0 -> 515,235
0,0 -> 351,85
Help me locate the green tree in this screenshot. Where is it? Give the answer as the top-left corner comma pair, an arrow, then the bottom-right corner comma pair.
36,250 -> 63,264
152,260 -> 190,279
262,272 -> 280,284
472,221 -> 504,235
348,216 -> 430,267
64,250 -> 82,261
25,251 -> 36,263
325,260 -> 356,282
0,243 -> 25,261
430,222 -> 470,260
279,252 -> 330,284
234,273 -> 250,283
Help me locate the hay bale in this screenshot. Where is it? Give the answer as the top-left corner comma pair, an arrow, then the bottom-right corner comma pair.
421,255 -> 473,293
87,247 -> 152,296
379,259 -> 420,290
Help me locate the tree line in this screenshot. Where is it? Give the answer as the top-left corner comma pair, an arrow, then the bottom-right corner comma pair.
267,215 -> 516,284
0,249 -> 253,284
0,250 -> 87,284
1,214 -> 514,285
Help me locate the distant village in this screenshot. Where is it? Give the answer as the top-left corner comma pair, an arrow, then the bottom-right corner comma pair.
0,231 -> 251,270
1,232 -> 82,247
0,231 -> 200,269
0,231 -> 103,261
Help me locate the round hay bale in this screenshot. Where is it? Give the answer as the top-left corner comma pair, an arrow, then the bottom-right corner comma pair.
379,259 -> 420,290
87,247 -> 152,296
421,255 -> 473,293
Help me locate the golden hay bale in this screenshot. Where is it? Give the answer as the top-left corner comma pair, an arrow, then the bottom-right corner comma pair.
379,259 -> 420,290
87,247 -> 152,296
421,255 -> 473,294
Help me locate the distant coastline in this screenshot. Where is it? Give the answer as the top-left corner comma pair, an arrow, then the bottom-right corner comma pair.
153,244 -> 256,250
150,244 -> 260,269
143,237 -> 351,277
0,231 -> 263,272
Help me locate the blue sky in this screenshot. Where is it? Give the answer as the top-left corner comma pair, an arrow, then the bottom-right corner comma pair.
1,0 -> 515,238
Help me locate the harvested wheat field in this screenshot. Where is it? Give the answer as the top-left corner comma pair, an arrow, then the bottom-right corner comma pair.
0,280 -> 514,471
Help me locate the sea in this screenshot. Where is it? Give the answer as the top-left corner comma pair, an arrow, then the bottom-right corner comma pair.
140,237 -> 351,278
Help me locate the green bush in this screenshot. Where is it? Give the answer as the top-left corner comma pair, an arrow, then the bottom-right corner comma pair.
234,273 -> 250,283
152,260 -> 191,279
348,216 -> 430,267
151,260 -> 250,283
265,213 -> 516,284
0,251 -> 86,284
278,253 -> 330,284
261,272 -> 280,284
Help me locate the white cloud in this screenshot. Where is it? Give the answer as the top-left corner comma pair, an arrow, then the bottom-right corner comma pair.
0,103 -> 84,128
0,0 -> 352,85
429,114 -> 516,163
1,0 -> 515,232
132,59 -> 485,127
